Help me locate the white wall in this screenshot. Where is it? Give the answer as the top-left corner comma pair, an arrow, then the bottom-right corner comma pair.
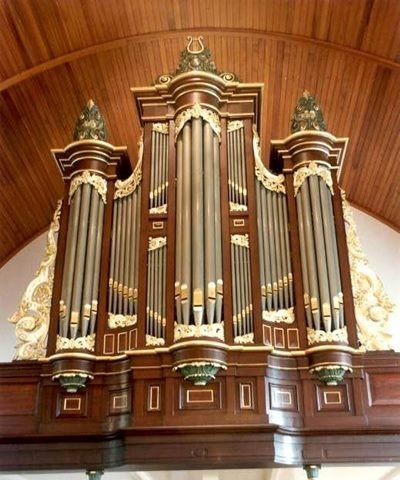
0,232 -> 47,362
0,207 -> 399,362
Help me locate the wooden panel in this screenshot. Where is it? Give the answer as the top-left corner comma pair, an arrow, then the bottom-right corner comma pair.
0,2 -> 399,266
315,384 -> 351,413
0,383 -> 38,415
367,373 -> 400,406
269,383 -> 298,412
57,391 -> 87,418
178,382 -> 222,411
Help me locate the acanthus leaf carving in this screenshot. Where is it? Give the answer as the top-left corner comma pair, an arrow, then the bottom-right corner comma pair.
114,132 -> 143,199
342,192 -> 395,351
175,103 -> 221,142
293,161 -> 333,197
253,126 -> 286,194
69,171 -> 108,203
9,201 -> 62,360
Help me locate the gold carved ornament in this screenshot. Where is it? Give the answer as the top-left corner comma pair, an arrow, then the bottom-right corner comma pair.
307,326 -> 348,345
262,307 -> 295,324
174,322 -> 225,342
234,332 -> 254,345
231,234 -> 249,249
174,103 -> 221,142
148,236 -> 167,251
69,171 -> 108,204
152,123 -> 169,135
227,120 -> 244,132
9,202 -> 62,360
253,126 -> 286,194
56,333 -> 96,352
114,132 -> 143,199
229,202 -> 247,212
108,313 -> 137,329
342,192 -> 395,350
293,161 -> 333,197
145,335 -> 165,347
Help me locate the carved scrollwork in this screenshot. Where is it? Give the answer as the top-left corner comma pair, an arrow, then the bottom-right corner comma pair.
8,202 -> 62,360
174,322 -> 225,342
69,171 -> 108,204
152,123 -> 169,134
114,132 -> 143,199
231,234 -> 249,249
149,204 -> 167,214
108,313 -> 137,329
342,192 -> 395,350
56,333 -> 96,352
307,326 -> 348,345
145,335 -> 165,347
253,126 -> 286,194
229,202 -> 247,212
227,120 -> 244,132
234,333 -> 254,344
148,236 -> 167,251
293,161 -> 333,196
175,103 -> 221,142
262,307 -> 295,324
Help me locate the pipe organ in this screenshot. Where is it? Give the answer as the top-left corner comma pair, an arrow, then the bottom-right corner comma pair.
3,37 -> 398,476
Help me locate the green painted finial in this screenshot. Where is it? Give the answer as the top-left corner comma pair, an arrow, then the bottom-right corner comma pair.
154,36 -> 239,84
73,99 -> 107,141
291,91 -> 327,133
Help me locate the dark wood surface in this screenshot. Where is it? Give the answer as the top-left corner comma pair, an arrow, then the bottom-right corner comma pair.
2,351 -> 400,470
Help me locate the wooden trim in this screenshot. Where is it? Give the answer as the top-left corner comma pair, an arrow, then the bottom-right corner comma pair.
95,180 -> 116,355
243,119 -> 263,344
46,187 -> 71,356
220,118 -> 234,345
333,178 -> 358,348
137,123 -> 153,348
166,119 -> 177,345
284,172 -> 308,350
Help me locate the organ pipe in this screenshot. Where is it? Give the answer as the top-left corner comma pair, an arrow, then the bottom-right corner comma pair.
58,173 -> 107,340
294,163 -> 344,335
174,110 -> 223,328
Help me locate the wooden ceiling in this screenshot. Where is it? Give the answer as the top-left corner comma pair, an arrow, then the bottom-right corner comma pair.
0,0 -> 399,266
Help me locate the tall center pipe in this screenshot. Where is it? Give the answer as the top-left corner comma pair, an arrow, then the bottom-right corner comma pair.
191,118 -> 205,326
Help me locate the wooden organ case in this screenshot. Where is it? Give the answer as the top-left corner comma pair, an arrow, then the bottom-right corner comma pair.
2,37 -> 399,478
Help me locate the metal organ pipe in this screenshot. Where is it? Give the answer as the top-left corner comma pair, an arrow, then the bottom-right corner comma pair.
294,165 -> 344,335
191,118 -> 205,326
253,127 -> 294,325
174,112 -> 223,329
59,186 -> 81,337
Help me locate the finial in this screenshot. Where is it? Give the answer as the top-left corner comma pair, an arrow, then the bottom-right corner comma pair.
154,36 -> 239,84
291,91 -> 327,133
174,36 -> 218,75
73,100 -> 107,141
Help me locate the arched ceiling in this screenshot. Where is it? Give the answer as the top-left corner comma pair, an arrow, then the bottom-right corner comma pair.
0,0 -> 399,266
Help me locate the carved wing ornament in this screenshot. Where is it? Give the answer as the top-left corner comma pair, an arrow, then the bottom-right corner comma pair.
8,201 -> 62,360
114,132 -> 144,199
253,126 -> 286,194
342,191 -> 395,350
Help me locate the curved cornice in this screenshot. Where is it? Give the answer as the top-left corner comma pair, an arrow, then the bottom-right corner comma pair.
1,27 -> 399,92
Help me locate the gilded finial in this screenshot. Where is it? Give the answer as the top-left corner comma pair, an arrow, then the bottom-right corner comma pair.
291,91 -> 327,133
154,36 -> 239,84
73,99 -> 107,141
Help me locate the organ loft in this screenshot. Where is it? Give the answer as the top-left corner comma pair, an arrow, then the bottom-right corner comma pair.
2,37 -> 398,479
